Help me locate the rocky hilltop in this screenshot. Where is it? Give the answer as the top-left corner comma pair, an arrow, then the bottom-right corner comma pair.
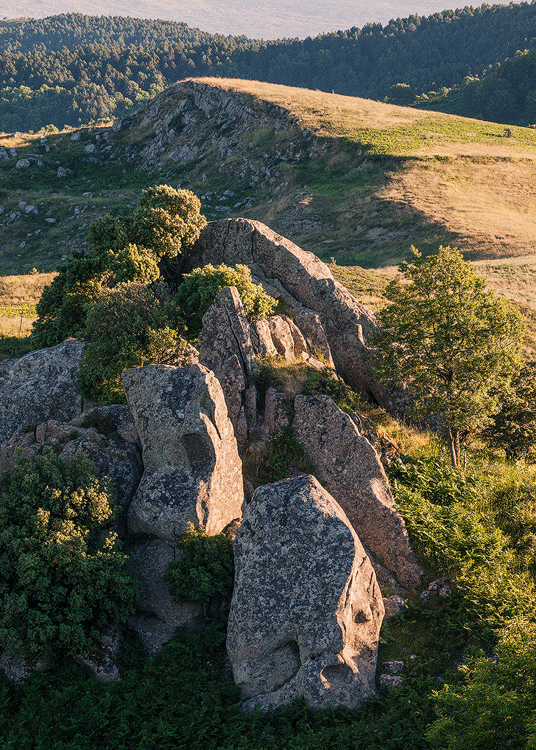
0,219 -> 420,707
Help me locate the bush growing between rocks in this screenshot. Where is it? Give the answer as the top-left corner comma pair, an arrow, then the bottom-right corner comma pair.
78,281 -> 189,405
163,523 -> 234,607
0,449 -> 136,659
176,263 -> 276,340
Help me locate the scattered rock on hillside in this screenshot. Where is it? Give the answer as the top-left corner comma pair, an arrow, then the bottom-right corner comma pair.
0,339 -> 84,444
198,286 -> 257,444
227,474 -> 384,711
293,394 -> 422,589
123,364 -> 244,544
73,625 -> 122,683
259,387 -> 289,440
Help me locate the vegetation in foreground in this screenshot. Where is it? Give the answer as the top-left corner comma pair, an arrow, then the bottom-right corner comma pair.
2,187 -> 536,747
1,410 -> 536,748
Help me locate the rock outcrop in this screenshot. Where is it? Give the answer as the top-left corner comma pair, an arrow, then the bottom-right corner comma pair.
0,339 -> 84,443
123,363 -> 244,544
227,474 -> 384,711
188,218 -> 387,405
293,395 -> 422,590
198,286 -> 257,444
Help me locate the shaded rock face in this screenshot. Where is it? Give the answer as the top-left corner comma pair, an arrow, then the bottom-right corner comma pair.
127,537 -> 203,654
73,625 -> 122,683
293,395 -> 422,590
0,339 -> 85,443
123,363 -> 244,544
198,286 -> 257,444
0,418 -> 142,536
227,474 -> 384,711
188,219 -> 386,405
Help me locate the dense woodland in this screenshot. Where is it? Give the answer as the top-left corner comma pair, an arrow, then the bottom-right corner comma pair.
3,4 -> 536,131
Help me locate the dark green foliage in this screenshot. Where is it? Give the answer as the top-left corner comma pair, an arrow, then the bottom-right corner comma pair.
163,523 -> 234,606
415,48 -> 536,126
4,6 -> 536,130
482,362 -> 536,460
301,368 -> 364,413
428,619 -> 536,749
78,281 -> 188,405
0,449 -> 136,659
32,185 -> 205,348
176,263 -> 276,340
132,185 -> 206,259
372,246 -> 525,466
32,252 -> 108,347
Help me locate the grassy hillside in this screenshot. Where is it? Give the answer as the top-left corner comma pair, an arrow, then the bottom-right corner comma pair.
2,77 -> 536,353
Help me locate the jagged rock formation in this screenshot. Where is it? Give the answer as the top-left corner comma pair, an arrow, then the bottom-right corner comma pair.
227,474 -> 384,711
0,339 -> 85,443
198,286 -> 257,445
187,218 -> 389,405
293,394 -> 422,590
123,363 -> 244,544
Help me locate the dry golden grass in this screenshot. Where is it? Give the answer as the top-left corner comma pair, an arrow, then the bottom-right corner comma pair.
196,78 -> 536,267
380,157 -> 536,261
0,272 -> 54,340
0,272 -> 55,305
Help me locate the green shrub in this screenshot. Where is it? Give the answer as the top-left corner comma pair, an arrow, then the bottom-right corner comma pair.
32,185 -> 205,347
0,449 -> 136,659
78,281 -> 188,405
176,263 -> 276,340
482,362 -> 536,461
428,618 -> 536,749
257,425 -> 315,486
163,523 -> 234,606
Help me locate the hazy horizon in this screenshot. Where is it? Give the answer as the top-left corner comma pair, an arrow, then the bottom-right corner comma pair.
0,0 -> 517,39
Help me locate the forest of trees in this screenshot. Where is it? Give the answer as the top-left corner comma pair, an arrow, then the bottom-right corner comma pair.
2,4 -> 536,131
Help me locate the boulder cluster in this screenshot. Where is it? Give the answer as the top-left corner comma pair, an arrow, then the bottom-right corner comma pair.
0,220 -> 420,708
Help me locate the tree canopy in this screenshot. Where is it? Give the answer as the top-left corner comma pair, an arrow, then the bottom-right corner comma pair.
372,246 -> 525,466
32,185 -> 206,348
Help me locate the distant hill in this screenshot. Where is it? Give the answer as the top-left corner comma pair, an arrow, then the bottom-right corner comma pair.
0,0 -> 493,40
3,5 -> 536,132
406,48 -> 536,125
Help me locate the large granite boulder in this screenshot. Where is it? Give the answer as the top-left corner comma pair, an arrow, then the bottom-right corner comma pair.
227,474 -> 384,711
123,363 -> 244,544
0,339 -> 84,443
198,286 -> 257,444
188,219 -> 387,405
293,395 -> 422,590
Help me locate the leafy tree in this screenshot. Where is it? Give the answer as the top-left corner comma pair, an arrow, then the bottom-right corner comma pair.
176,263 -> 276,341
0,449 -> 136,659
372,246 -> 525,467
78,281 -> 189,405
32,186 -> 205,348
131,185 -> 206,259
482,362 -> 536,461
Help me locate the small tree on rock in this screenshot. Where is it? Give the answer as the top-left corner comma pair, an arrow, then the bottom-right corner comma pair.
372,246 -> 525,467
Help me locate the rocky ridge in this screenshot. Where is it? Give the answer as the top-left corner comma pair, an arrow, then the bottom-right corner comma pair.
0,220 -> 421,709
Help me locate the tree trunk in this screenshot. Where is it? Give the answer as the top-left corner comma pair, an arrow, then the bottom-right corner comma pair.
448,428 -> 460,468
